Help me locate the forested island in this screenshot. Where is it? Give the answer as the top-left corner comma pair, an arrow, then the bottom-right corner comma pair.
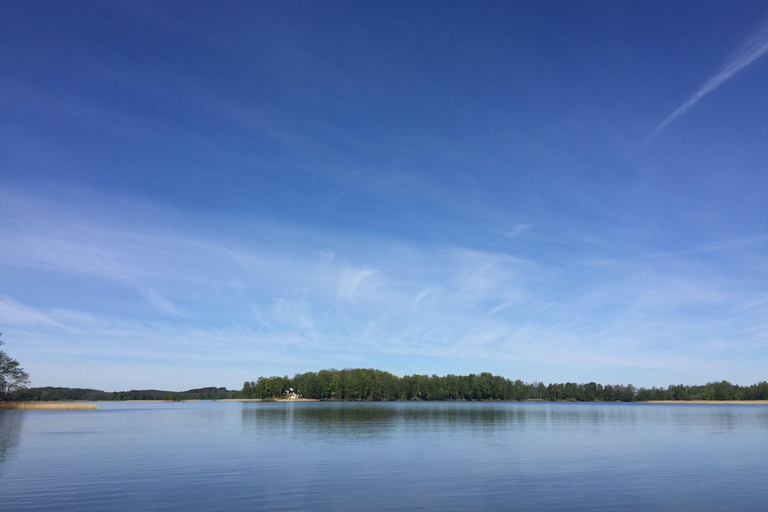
14,369 -> 768,402
239,369 -> 768,402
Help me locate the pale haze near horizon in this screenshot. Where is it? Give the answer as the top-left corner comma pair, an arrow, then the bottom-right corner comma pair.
1,1 -> 767,391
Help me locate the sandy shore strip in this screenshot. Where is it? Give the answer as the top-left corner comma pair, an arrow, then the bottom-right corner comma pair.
1,401 -> 98,410
642,400 -> 768,405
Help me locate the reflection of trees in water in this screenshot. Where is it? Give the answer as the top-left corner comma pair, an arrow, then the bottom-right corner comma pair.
240,403 -> 628,441
0,411 -> 23,474
241,403 -> 400,441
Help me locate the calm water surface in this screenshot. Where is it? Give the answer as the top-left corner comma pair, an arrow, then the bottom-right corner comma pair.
1,401 -> 767,511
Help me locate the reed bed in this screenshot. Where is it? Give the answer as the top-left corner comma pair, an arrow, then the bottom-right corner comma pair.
0,401 -> 97,410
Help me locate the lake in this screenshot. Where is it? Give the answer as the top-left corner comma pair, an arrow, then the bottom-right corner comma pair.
1,401 -> 767,511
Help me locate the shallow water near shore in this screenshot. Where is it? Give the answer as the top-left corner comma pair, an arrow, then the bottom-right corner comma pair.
2,401 -> 767,511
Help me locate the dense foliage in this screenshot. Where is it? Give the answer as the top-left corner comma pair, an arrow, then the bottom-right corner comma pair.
240,369 -> 768,402
12,369 -> 768,402
0,335 -> 30,400
15,386 -> 237,402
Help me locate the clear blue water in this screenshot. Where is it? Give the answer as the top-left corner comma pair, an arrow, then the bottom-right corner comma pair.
1,401 -> 767,511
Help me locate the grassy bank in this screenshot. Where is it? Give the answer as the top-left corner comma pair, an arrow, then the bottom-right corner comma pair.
1,401 -> 97,410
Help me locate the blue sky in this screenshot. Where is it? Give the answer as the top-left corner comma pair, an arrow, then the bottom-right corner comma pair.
1,1 -> 767,391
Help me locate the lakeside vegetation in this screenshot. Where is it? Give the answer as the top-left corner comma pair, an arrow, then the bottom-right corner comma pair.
10,369 -> 768,403
0,401 -> 97,410
14,387 -> 235,402
0,334 -> 30,400
240,368 -> 768,402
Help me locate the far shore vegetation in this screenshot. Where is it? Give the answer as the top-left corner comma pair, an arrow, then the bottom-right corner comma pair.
9,368 -> 768,403
12,387 -> 233,402
0,401 -> 97,410
238,369 -> 768,402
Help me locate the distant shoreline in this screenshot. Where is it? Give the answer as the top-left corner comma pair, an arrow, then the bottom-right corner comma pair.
1,401 -> 97,410
220,398 -> 318,402
17,375 -> 768,403
4,399 -> 768,409
123,399 -> 199,403
215,398 -> 768,405
640,400 -> 768,405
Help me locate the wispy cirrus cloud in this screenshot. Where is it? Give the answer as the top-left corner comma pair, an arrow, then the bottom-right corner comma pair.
504,223 -> 531,239
1,188 -> 766,389
651,22 -> 768,138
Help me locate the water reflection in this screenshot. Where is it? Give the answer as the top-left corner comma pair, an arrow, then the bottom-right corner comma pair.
241,402 -> 400,441
3,402 -> 767,512
239,402 -> 648,441
0,411 -> 23,474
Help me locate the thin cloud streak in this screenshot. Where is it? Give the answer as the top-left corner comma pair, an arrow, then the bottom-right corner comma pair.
1,190 -> 767,388
650,26 -> 768,138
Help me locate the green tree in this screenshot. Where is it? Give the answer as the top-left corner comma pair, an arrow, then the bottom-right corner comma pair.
241,381 -> 254,398
0,335 -> 31,400
583,382 -> 598,401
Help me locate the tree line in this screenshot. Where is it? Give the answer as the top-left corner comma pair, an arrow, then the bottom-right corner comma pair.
240,368 -> 768,402
9,369 -> 768,402
15,386 -> 236,402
